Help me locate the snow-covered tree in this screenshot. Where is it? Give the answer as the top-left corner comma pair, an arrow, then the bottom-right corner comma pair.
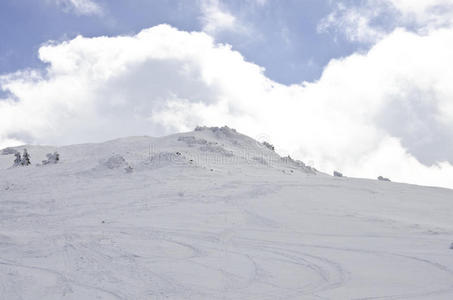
21,149 -> 31,166
13,152 -> 22,167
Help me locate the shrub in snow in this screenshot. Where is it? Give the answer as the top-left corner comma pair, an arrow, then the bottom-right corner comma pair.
262,141 -> 275,151
378,176 -> 391,182
194,126 -> 237,139
103,154 -> 128,169
13,152 -> 22,167
450,242 -> 453,250
212,126 -> 236,134
282,155 -> 294,163
280,155 -> 316,174
21,149 -> 31,166
96,154 -> 135,173
334,171 -> 343,177
42,152 -> 60,165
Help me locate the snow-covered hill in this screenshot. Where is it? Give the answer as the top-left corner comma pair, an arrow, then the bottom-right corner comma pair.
1,126 -> 453,300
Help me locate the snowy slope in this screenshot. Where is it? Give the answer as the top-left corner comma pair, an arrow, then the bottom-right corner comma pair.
1,126 -> 453,300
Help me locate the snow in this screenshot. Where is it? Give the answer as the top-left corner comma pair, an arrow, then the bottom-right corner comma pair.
1,126 -> 453,299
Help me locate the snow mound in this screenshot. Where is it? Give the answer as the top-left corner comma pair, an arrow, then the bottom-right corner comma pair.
101,154 -> 129,169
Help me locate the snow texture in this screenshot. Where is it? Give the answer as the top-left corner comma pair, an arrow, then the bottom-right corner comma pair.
0,127 -> 453,299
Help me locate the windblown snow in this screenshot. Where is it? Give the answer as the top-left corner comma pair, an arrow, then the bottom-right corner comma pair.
1,126 -> 453,299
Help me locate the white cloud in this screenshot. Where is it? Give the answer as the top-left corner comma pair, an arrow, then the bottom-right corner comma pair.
320,0 -> 453,43
318,3 -> 387,43
388,0 -> 453,27
1,25 -> 453,188
199,0 -> 245,35
53,0 -> 103,16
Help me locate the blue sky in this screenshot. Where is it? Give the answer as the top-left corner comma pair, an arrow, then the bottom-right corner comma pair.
0,0 -> 358,84
1,0 -> 453,188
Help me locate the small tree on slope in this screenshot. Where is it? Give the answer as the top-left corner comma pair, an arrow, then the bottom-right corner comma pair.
13,152 -> 22,167
21,149 -> 31,166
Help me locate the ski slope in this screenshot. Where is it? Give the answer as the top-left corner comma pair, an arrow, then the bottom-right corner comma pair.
1,126 -> 453,299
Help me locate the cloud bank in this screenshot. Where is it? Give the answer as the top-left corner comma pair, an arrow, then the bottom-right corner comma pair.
1,22 -> 453,188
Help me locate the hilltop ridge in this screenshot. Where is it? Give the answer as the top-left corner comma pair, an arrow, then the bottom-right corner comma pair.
0,126 -> 318,176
